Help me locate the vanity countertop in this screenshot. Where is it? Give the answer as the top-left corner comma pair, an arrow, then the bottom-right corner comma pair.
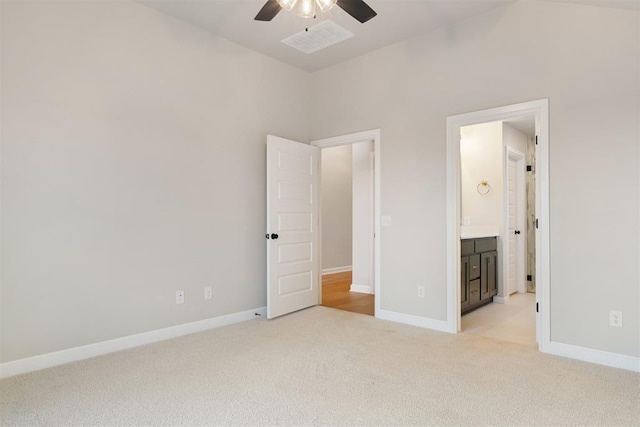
460,226 -> 499,239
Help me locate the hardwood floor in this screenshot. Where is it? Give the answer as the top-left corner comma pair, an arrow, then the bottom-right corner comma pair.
321,271 -> 374,316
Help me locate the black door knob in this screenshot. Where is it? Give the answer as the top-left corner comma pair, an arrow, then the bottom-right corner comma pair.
265,234 -> 270,239
271,233 -> 279,240
515,230 -> 521,235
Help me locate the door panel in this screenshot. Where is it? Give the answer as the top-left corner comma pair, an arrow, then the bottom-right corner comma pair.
461,256 -> 470,309
469,279 -> 481,304
267,135 -> 319,319
481,251 -> 497,299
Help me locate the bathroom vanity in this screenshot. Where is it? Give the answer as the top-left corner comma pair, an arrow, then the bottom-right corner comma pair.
461,236 -> 497,314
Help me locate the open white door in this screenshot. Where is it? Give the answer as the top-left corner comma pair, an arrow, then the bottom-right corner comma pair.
266,135 -> 319,319
506,147 -> 526,295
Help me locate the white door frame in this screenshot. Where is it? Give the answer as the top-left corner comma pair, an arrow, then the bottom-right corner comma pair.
503,146 -> 527,297
311,129 -> 381,316
446,99 -> 549,351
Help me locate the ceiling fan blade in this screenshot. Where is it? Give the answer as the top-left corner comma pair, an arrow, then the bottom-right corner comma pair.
255,0 -> 282,21
337,0 -> 377,23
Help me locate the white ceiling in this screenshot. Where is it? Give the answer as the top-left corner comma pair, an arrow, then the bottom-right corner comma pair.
139,0 -> 640,72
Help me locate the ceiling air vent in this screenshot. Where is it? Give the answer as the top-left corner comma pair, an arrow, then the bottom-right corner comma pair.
281,20 -> 354,54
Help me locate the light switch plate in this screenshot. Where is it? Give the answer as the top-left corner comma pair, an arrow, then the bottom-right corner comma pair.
381,215 -> 392,227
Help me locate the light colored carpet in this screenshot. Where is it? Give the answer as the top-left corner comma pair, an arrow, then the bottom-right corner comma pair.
462,293 -> 537,346
1,306 -> 638,426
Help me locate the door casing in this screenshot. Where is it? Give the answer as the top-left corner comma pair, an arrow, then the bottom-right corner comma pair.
446,99 -> 549,350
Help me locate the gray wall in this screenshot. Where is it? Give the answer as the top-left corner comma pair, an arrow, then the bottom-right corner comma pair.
2,0 -> 638,365
310,1 -> 639,357
0,1 -> 310,362
351,141 -> 374,291
320,145 -> 352,270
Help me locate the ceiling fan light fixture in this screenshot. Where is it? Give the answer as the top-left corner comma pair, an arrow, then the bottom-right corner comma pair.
255,0 -> 376,24
277,0 -> 298,11
297,0 -> 315,18
316,0 -> 337,13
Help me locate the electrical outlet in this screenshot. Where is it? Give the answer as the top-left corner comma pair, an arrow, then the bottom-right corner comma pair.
176,290 -> 184,305
381,215 -> 392,227
463,216 -> 471,226
204,286 -> 212,300
417,286 -> 425,298
609,310 -> 622,327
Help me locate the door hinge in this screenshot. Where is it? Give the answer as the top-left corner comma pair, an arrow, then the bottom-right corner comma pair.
535,135 -> 538,145
527,274 -> 532,281
536,302 -> 539,313
535,218 -> 539,229
526,165 -> 532,172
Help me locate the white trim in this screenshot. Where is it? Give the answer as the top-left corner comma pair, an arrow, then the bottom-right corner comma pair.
311,129 -> 381,317
545,342 -> 640,373
534,102 -> 550,348
350,284 -> 373,294
0,306 -> 267,379
446,100 -> 550,342
312,129 -> 380,149
492,295 -> 510,304
376,309 -> 450,333
321,265 -> 352,275
369,151 -> 375,295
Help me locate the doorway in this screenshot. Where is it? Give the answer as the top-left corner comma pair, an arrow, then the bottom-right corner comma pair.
445,99 -> 550,351
457,118 -> 536,346
311,129 -> 381,317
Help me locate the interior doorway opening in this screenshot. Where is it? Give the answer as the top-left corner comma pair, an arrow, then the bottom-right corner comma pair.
311,130 -> 381,317
458,117 -> 537,346
446,99 -> 550,352
318,143 -> 374,315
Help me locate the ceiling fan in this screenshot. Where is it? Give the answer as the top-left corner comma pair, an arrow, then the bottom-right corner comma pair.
255,0 -> 377,24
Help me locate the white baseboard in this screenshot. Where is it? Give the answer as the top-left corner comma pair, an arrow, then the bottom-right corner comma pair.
543,341 -> 640,373
493,296 -> 509,304
0,306 -> 267,379
376,309 -> 451,333
321,265 -> 352,275
350,283 -> 373,294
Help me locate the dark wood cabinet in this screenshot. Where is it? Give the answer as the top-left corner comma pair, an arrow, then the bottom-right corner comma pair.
461,237 -> 497,314
480,251 -> 497,300
461,256 -> 469,309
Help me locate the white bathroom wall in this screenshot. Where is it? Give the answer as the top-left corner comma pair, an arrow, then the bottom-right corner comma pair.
460,122 -> 503,228
320,145 -> 353,271
502,123 -> 528,155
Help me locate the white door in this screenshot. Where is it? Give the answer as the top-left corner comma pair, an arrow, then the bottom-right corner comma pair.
266,135 -> 319,319
506,147 -> 526,295
507,158 -> 518,295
